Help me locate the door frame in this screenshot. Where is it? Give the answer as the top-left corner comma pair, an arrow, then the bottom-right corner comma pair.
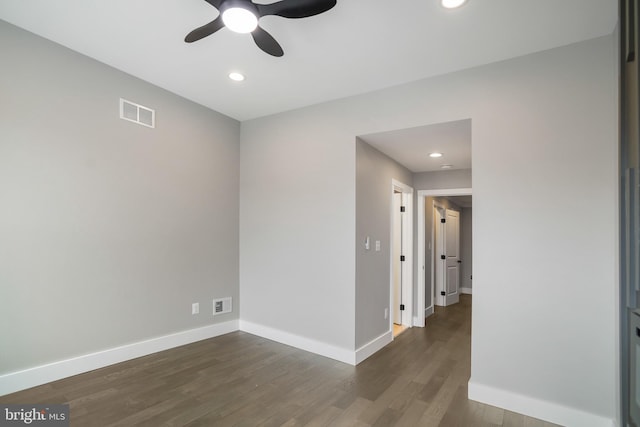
416,188 -> 471,327
390,179 -> 414,333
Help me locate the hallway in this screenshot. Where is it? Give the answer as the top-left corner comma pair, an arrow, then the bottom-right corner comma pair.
350,296 -> 559,426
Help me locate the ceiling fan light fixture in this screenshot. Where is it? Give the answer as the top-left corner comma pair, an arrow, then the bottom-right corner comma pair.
222,7 -> 258,33
185,0 -> 337,56
441,0 -> 467,9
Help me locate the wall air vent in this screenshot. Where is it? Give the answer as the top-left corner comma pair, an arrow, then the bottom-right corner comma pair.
119,98 -> 155,128
213,297 -> 232,316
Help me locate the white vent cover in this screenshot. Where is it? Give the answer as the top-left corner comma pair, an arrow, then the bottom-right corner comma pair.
213,297 -> 232,316
119,98 -> 155,128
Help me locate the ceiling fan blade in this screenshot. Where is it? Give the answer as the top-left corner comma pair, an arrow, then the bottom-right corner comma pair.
185,15 -> 225,43
203,0 -> 223,8
251,26 -> 284,57
256,0 -> 336,18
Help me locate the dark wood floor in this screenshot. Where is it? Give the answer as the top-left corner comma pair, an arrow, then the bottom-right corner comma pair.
1,295 -> 559,426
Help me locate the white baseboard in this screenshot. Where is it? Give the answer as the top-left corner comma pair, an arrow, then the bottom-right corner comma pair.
468,379 -> 615,427
460,287 -> 473,295
0,320 -> 239,397
355,331 -> 392,364
239,320 -> 356,365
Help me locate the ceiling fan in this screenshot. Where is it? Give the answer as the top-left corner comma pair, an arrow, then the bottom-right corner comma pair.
185,0 -> 337,57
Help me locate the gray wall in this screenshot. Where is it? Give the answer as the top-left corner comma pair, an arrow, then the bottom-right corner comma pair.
461,207 -> 473,291
240,35 -> 617,423
355,139 -> 413,348
0,21 -> 240,374
239,105 -> 357,351
413,169 -> 472,190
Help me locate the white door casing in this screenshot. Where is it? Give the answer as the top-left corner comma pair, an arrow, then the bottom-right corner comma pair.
392,191 -> 402,325
390,179 -> 413,332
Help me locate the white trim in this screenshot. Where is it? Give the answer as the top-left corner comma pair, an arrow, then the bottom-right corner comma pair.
428,201 -> 436,313
0,320 -> 239,397
414,305 -> 434,326
460,287 -> 473,295
416,188 -> 472,325
240,320 -> 356,365
355,331 -> 393,364
391,179 -> 414,331
421,188 -> 472,197
468,380 -> 615,427
416,189 -> 426,327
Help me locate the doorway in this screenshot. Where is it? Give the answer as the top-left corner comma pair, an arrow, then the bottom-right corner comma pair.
416,188 -> 472,327
390,180 -> 413,336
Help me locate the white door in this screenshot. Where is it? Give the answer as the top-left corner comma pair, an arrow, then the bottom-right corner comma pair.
392,192 -> 403,325
434,207 -> 445,306
435,207 -> 460,306
444,209 -> 460,306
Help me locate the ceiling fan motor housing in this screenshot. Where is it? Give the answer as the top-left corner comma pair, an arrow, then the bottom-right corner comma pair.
219,0 -> 259,17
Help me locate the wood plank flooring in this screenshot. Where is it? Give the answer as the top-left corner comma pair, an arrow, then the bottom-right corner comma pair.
1,295 -> 560,426
392,323 -> 407,338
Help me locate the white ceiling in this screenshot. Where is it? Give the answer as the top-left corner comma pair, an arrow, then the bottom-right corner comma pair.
446,195 -> 473,208
359,119 -> 471,173
0,0 -> 617,122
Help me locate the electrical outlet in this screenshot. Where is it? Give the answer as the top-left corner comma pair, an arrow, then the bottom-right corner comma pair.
375,240 -> 381,251
192,302 -> 199,315
384,308 -> 389,319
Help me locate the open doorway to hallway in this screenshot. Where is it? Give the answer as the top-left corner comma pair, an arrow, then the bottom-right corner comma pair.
357,119 -> 471,343
416,188 -> 472,327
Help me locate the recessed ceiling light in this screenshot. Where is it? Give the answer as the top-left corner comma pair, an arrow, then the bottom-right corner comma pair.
222,7 -> 258,33
429,152 -> 443,158
441,164 -> 453,169
441,0 -> 467,9
229,72 -> 245,82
